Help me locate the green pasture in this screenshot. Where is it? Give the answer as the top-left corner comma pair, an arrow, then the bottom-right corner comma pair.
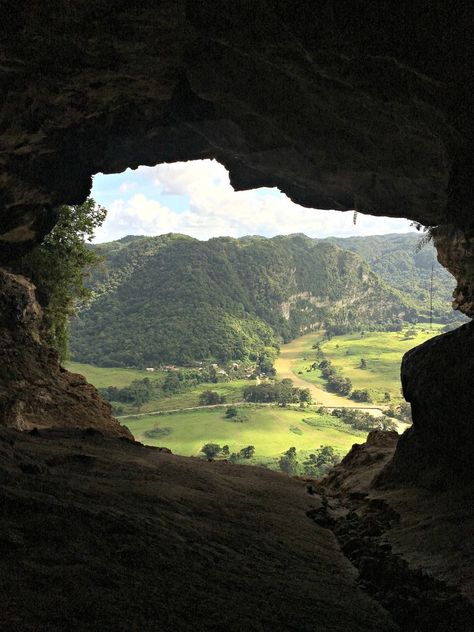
64,361 -> 166,389
292,325 -> 443,402
64,361 -> 248,413
136,379 -> 249,413
125,405 -> 366,465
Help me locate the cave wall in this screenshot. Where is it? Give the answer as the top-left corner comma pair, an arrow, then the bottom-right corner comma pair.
0,268 -> 131,437
1,1 -> 472,262
0,2 -> 472,462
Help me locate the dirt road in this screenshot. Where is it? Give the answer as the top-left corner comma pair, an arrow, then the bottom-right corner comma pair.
274,333 -> 386,414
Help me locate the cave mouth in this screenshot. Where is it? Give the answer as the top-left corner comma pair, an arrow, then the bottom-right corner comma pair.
62,159 -> 462,468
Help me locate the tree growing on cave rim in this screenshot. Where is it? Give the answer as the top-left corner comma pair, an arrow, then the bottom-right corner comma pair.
17,198 -> 106,360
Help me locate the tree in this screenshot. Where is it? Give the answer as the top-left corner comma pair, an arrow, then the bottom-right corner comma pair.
201,443 -> 222,458
221,445 -> 230,456
258,353 -> 275,375
17,198 -> 107,359
279,447 -> 298,475
351,389 -> 372,403
277,383 -> 295,407
126,377 -> 154,408
386,402 -> 412,423
299,388 -> 312,405
163,372 -> 182,394
303,446 -> 340,476
239,445 -> 255,459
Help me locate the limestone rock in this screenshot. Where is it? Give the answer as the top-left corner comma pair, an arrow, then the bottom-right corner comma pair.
380,320 -> 474,484
0,268 -> 131,439
434,227 -> 474,318
320,430 -> 399,494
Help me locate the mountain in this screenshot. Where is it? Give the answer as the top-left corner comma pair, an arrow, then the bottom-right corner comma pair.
324,233 -> 461,323
70,233 -> 416,367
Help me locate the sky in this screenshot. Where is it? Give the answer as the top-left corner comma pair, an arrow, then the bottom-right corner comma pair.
90,159 -> 416,243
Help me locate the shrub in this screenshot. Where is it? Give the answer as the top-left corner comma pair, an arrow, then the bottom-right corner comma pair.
199,390 -> 226,405
351,389 -> 372,403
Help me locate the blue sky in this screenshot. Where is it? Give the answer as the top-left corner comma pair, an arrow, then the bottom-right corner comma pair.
90,160 -> 415,243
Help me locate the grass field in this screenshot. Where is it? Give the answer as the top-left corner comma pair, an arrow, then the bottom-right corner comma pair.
136,379 -> 248,413
125,405 -> 366,467
291,325 -> 443,402
65,361 -> 248,413
65,361 -> 166,389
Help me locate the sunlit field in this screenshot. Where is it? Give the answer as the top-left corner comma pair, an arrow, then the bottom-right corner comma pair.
291,325 -> 443,402
125,405 -> 366,467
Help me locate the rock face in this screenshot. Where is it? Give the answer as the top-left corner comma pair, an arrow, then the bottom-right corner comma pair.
0,8 -> 473,625
0,268 -> 131,438
1,426 -> 472,631
435,228 -> 474,318
315,432 -> 474,630
381,320 -> 474,484
320,430 -> 399,493
0,427 -> 400,632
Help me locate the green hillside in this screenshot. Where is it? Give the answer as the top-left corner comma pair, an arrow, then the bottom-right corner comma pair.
70,234 -> 416,367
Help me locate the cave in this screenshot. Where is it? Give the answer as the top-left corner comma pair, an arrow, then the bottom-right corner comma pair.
0,3 -> 473,630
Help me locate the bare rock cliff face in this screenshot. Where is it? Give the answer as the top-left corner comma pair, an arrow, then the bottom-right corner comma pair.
0,268 -> 131,438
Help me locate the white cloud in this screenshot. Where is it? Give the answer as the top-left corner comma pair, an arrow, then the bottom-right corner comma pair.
119,181 -> 137,193
93,160 -> 415,243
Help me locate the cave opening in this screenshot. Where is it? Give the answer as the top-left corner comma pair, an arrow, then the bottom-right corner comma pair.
45,160 -> 460,466
0,3 -> 472,629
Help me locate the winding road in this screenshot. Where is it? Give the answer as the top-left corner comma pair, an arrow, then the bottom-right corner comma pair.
274,333 -> 410,433
275,333 -> 376,406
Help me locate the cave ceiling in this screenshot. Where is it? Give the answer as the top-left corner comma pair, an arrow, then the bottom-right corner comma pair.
0,1 -> 472,262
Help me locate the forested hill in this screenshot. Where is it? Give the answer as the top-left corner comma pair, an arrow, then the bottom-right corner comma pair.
70,234 -> 417,367
324,233 -> 460,323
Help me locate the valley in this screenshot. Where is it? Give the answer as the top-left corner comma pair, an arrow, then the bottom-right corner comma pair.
64,232 -> 455,477
66,324 -> 443,474
280,324 -> 444,404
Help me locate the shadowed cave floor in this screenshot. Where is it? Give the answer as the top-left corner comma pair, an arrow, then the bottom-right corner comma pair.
0,427 -> 472,631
